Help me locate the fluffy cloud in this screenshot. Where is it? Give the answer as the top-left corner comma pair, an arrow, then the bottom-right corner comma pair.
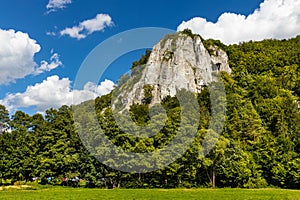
60,14 -> 113,39
0,76 -> 115,113
46,0 -> 72,13
0,29 -> 62,84
177,0 -> 300,44
0,29 -> 40,84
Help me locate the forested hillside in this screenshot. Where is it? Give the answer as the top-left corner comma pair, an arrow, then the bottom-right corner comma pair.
0,35 -> 299,189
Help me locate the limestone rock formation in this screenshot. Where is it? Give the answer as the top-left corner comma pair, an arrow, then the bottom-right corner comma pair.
113,31 -> 231,108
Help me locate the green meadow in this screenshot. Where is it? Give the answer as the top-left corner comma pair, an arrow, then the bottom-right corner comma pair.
1,187 -> 299,200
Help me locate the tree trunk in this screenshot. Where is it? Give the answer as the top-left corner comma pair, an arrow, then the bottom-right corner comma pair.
164,178 -> 168,188
212,167 -> 216,188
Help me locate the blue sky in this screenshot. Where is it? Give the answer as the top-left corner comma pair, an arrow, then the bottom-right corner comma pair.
0,0 -> 299,114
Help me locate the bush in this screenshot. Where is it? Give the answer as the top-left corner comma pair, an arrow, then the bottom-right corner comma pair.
14,181 -> 26,186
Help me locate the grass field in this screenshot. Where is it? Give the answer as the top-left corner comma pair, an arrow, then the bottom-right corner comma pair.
0,187 -> 299,200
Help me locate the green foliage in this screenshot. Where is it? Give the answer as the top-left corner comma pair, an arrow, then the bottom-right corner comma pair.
181,29 -> 199,39
143,84 -> 154,104
0,105 -> 9,134
162,50 -> 174,62
160,30 -> 200,50
131,49 -> 151,70
129,103 -> 151,126
0,35 -> 300,189
202,39 -> 227,56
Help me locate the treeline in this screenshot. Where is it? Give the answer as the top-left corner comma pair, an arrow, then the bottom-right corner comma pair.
0,36 -> 299,189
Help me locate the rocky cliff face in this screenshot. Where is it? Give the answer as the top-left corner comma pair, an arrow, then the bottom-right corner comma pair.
113,32 -> 231,108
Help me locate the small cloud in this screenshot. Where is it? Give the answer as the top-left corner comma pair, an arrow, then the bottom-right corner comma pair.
34,53 -> 63,75
46,0 -> 72,13
60,13 -> 114,40
46,31 -> 56,36
60,26 -> 86,40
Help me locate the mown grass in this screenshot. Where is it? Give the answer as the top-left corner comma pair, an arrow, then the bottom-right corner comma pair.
0,187 -> 299,200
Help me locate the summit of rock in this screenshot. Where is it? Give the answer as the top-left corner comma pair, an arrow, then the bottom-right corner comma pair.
114,30 -> 231,108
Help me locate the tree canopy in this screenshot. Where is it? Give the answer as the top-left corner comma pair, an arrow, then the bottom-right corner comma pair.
0,36 -> 299,188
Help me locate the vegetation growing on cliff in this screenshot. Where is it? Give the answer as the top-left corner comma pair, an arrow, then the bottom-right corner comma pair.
0,35 -> 299,189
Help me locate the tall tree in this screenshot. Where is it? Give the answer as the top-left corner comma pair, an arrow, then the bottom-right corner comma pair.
0,104 -> 9,134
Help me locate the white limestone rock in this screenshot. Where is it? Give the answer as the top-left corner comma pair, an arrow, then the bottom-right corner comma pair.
114,32 -> 231,108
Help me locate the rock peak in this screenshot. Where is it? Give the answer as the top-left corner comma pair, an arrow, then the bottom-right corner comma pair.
114,31 -> 231,108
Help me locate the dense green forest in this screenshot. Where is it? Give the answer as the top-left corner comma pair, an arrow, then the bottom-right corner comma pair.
0,35 -> 299,189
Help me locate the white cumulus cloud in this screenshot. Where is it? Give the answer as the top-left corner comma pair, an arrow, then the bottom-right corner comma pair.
60,14 -> 113,39
0,29 -> 40,84
46,0 -> 72,13
0,75 -> 115,113
0,29 -> 62,85
177,0 -> 300,44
